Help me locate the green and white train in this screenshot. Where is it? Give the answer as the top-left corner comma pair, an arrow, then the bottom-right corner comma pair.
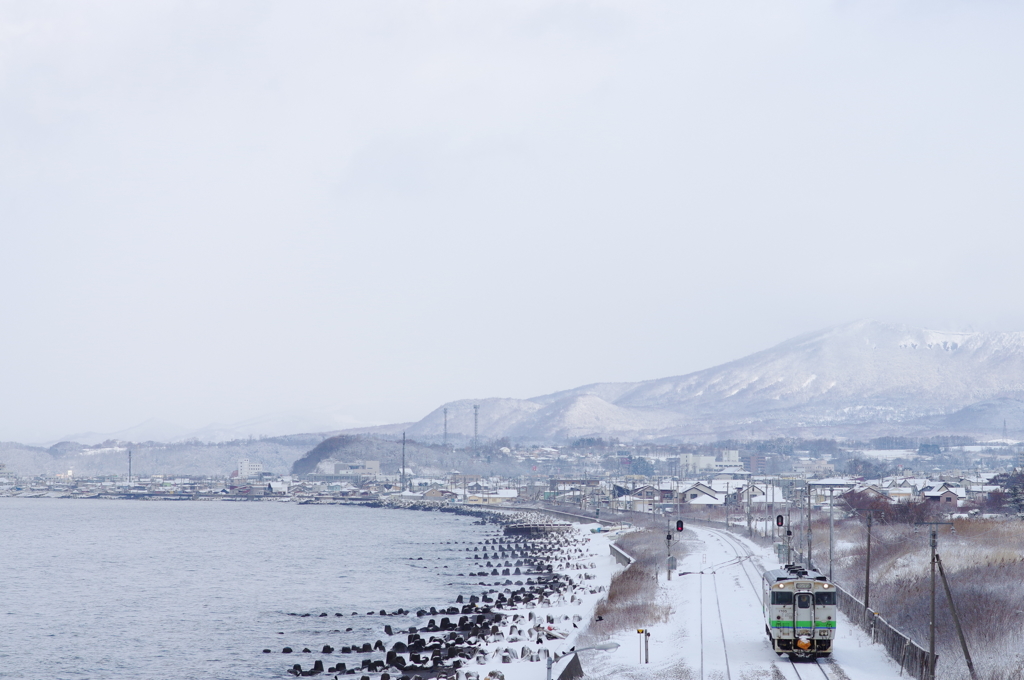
762,565 -> 837,660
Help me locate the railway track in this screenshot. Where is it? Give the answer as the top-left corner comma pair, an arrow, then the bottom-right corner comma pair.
697,526 -> 840,680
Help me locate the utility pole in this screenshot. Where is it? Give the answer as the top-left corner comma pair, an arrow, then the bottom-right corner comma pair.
401,432 -> 406,492
829,486 -> 835,581
443,407 -> 448,447
666,529 -> 673,581
916,521 -> 953,680
128,449 -> 132,487
806,482 -> 813,570
473,404 -> 479,457
746,479 -> 753,539
930,526 -> 937,680
864,511 -> 872,614
786,501 -> 793,564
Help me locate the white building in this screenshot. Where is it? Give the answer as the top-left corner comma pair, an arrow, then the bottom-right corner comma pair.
237,458 -> 263,479
333,460 -> 381,480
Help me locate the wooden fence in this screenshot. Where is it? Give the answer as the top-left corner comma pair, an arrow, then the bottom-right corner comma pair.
836,585 -> 936,680
534,500 -> 938,679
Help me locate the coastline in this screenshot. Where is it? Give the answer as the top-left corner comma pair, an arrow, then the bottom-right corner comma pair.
272,505 -> 628,680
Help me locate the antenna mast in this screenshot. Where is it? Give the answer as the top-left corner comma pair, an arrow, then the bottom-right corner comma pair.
473,404 -> 479,457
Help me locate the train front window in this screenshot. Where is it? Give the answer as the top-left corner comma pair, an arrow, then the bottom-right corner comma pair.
796,593 -> 811,609
771,591 -> 793,605
815,591 -> 836,606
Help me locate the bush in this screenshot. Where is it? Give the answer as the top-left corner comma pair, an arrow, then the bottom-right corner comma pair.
584,530 -> 671,639
831,517 -> 1024,680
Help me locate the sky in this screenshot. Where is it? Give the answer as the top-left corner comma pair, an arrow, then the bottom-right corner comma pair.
2,0 -> 1024,443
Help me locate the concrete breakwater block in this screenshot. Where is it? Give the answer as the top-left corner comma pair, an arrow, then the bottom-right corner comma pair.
273,513 -> 595,678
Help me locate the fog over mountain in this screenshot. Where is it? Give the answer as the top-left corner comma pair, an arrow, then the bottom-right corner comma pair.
6,319 -> 1024,478
347,320 -> 1024,442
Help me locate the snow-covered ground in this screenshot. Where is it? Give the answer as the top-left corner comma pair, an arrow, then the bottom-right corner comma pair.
458,522 -> 628,680
576,525 -> 907,680
432,520 -> 908,680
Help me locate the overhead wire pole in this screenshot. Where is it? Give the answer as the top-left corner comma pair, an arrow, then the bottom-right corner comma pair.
829,485 -> 835,581
786,500 -> 793,564
930,526 -> 937,680
806,482 -> 813,570
917,521 -> 953,680
746,478 -> 753,539
473,404 -> 479,457
401,432 -> 406,492
864,511 -> 872,615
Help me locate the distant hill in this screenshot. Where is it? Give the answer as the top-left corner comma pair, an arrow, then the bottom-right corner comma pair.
344,320 -> 1024,442
6,320 -> 1024,478
0,435 -> 325,478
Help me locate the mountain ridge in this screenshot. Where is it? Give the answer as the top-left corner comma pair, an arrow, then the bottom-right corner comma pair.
345,320 -> 1024,442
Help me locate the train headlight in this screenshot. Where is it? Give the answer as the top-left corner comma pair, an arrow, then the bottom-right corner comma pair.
822,584 -> 830,588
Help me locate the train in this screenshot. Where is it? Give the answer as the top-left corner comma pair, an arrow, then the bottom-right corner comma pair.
762,564 -> 837,660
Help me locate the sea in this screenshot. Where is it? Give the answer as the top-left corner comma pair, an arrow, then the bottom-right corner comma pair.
0,498 -> 498,679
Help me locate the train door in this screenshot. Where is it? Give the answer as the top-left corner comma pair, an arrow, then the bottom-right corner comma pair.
793,590 -> 814,654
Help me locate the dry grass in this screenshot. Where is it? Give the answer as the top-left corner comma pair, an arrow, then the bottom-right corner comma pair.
582,530 -> 673,640
828,516 -> 1024,680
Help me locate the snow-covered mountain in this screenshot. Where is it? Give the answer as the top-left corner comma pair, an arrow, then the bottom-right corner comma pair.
355,320 -> 1024,441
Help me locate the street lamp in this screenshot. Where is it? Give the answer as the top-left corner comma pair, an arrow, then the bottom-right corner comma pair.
546,641 -> 620,680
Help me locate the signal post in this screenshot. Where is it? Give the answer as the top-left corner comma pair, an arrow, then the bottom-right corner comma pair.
667,519 -> 684,579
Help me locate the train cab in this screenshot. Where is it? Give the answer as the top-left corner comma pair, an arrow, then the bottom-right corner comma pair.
762,565 -> 837,660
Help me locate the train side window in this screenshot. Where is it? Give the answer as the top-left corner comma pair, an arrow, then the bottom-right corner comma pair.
815,592 -> 836,606
771,591 -> 793,605
796,593 -> 811,609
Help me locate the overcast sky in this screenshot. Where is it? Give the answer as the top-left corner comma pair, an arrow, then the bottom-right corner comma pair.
2,0 -> 1023,443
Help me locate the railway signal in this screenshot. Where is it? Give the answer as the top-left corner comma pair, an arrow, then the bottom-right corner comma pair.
776,514 -> 784,527
636,629 -> 650,663
676,519 -> 685,532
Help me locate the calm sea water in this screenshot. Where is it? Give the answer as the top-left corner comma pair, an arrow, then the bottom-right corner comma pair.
0,498 -> 497,679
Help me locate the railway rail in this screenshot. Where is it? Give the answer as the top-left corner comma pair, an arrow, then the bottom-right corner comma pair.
694,526 -> 841,680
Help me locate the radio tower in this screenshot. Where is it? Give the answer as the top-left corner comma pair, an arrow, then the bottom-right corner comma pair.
473,404 -> 479,457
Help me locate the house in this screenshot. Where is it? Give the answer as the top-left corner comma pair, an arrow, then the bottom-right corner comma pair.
730,482 -> 787,506
627,485 -> 660,512
680,482 -> 718,504
922,483 -> 967,507
842,485 -> 893,505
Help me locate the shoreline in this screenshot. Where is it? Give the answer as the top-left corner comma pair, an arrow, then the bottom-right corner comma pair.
271,506 -> 626,680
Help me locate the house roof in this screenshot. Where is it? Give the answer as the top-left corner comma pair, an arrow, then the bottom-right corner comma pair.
922,486 -> 967,498
687,494 -> 725,505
